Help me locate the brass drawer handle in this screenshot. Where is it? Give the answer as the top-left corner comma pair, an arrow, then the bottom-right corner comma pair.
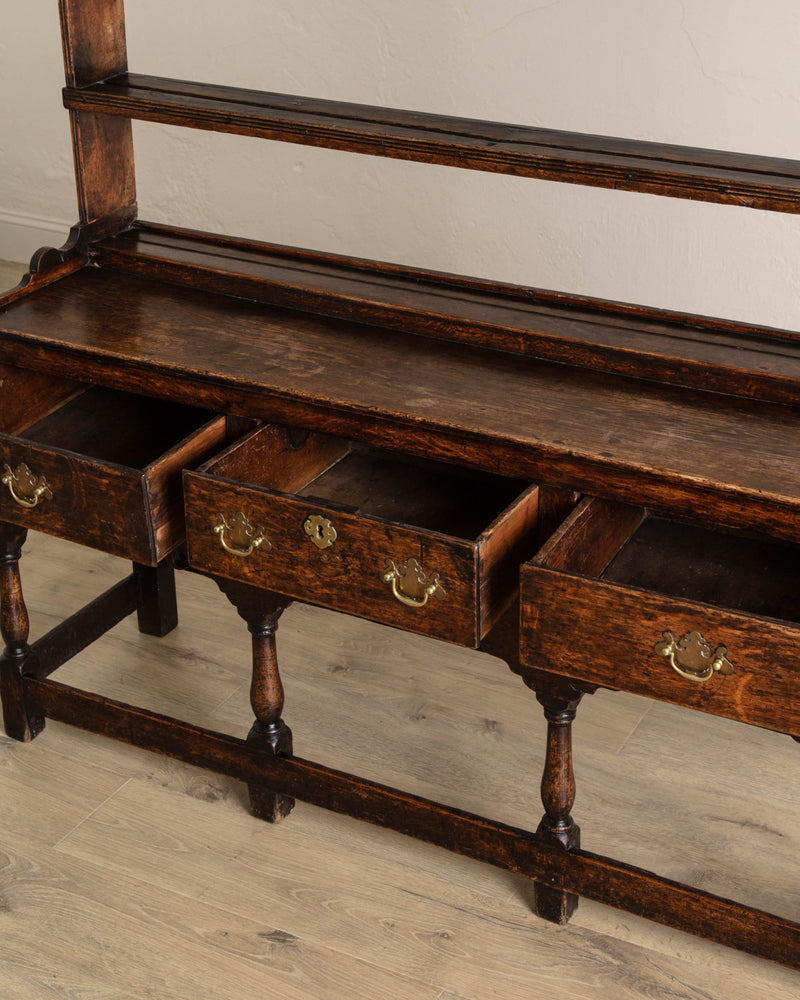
655,629 -> 734,683
382,558 -> 446,609
2,462 -> 53,509
214,512 -> 270,557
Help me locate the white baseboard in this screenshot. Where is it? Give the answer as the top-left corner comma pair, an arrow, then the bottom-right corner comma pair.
0,210 -> 73,265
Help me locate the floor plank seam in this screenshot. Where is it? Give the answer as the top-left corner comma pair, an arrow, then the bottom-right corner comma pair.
613,700 -> 656,755
51,776 -> 134,851
209,680 -> 251,723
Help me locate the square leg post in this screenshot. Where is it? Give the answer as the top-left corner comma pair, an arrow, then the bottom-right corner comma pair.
133,560 -> 178,637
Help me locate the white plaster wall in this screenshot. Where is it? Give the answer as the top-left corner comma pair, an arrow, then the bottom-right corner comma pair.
2,1 -> 800,328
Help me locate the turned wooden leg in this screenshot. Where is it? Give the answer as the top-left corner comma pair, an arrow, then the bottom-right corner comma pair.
481,596 -> 591,924
214,579 -> 294,822
133,560 -> 178,637
533,677 -> 585,923
0,524 -> 44,742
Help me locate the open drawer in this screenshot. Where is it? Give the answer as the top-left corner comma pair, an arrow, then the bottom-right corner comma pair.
520,497 -> 800,737
184,423 -> 540,646
0,363 -> 228,565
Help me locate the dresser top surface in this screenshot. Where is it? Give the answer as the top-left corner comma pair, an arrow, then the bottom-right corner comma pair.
2,264 -> 799,540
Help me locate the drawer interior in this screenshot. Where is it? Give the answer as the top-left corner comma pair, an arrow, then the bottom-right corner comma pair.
16,386 -> 219,469
539,497 -> 800,623
602,515 -> 800,623
295,448 -> 530,538
208,425 -> 533,539
0,363 -> 83,436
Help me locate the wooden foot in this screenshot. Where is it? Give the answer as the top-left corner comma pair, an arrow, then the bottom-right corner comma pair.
214,579 -> 294,822
533,676 -> 585,924
133,560 -> 178,637
0,524 -> 44,741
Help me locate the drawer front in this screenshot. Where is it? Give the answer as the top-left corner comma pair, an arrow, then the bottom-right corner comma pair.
520,566 -> 800,737
185,472 -> 480,645
0,437 -> 153,562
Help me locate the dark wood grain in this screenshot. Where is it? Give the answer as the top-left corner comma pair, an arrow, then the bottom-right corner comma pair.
0,434 -> 155,562
534,496 -> 645,576
476,484 -> 540,639
187,423 -> 538,646
0,386 -> 227,565
2,2 -> 796,971
22,387 -> 217,468
213,580 -> 294,823
143,414 -> 228,558
0,244 -> 87,311
535,486 -> 581,547
207,423 -> 350,495
4,268 -> 800,543
186,460 -> 482,647
0,524 -> 42,741
0,363 -> 82,436
532,675 -> 586,924
62,73 -> 800,212
521,559 -> 800,738
93,224 -> 800,407
58,2 -> 136,232
294,445 -> 530,538
133,561 -> 178,638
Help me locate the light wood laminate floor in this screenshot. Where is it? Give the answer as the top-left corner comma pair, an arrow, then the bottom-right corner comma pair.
0,259 -> 798,997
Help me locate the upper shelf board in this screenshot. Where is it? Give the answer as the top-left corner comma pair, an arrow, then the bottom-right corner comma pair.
63,73 -> 800,213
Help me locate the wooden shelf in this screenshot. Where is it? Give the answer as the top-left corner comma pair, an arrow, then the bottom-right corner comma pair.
63,73 -> 800,212
93,224 -> 800,407
3,257 -> 800,542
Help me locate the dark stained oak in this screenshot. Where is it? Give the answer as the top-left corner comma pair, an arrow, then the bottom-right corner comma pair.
0,0 -> 797,972
0,523 -> 42,742
133,560 -> 178,637
521,499 -> 800,738
533,675 -> 586,925
0,362 -> 81,436
58,1 -> 136,233
92,224 -> 800,407
0,374 -> 228,564
4,268 -> 800,546
62,73 -> 800,213
185,424 -> 538,646
212,579 -> 295,823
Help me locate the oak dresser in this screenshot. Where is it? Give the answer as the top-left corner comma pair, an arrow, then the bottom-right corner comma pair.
1,0 -> 799,970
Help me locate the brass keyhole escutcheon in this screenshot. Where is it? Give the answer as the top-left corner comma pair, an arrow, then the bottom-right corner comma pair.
304,514 -> 337,550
